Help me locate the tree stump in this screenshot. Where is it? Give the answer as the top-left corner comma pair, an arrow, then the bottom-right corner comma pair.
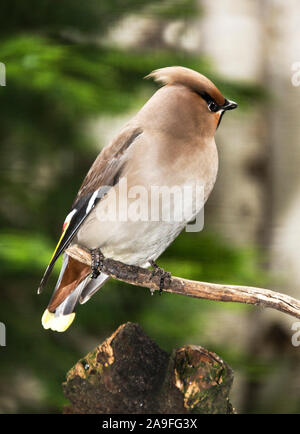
63,322 -> 234,414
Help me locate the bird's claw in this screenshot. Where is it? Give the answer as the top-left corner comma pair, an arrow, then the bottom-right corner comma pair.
90,248 -> 105,279
149,260 -> 171,295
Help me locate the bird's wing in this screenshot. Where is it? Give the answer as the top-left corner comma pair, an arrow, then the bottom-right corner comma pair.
38,125 -> 143,294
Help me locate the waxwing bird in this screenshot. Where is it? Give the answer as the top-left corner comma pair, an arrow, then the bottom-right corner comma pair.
38,66 -> 238,332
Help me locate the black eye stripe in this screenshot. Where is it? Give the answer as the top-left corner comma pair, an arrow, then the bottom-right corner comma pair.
196,91 -> 213,104
195,91 -> 220,112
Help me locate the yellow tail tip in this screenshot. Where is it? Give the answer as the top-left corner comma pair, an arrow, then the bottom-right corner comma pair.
41,309 -> 75,332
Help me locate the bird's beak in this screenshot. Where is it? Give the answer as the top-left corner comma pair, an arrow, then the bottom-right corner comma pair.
223,99 -> 238,111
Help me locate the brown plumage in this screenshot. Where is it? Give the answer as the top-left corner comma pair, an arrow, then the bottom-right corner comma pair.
47,256 -> 90,313
74,126 -> 143,205
39,66 -> 237,332
146,66 -> 226,106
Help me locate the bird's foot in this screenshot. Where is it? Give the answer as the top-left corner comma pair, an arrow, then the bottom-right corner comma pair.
149,260 -> 171,295
90,248 -> 105,279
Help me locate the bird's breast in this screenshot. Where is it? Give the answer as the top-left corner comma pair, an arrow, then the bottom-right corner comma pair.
128,131 -> 219,205
75,133 -> 218,266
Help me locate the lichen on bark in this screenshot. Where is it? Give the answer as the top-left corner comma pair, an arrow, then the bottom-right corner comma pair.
63,322 -> 234,414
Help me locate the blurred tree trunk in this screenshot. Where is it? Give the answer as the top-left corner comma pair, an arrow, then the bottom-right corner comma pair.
63,322 -> 234,414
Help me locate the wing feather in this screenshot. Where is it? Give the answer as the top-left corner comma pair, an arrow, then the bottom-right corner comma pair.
38,125 -> 143,294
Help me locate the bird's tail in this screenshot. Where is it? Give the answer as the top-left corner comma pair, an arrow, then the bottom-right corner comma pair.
41,253 -> 109,332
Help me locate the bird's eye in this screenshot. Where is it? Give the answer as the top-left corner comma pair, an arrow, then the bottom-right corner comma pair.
208,101 -> 219,112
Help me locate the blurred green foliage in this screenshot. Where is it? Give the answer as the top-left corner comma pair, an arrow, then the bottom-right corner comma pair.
0,0 -> 269,413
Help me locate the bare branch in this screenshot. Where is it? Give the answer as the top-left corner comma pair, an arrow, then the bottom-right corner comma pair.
65,244 -> 300,320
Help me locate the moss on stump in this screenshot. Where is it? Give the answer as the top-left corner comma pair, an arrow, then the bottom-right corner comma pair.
63,322 -> 234,414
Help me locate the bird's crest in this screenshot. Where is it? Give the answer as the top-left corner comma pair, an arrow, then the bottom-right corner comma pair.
146,66 -> 225,106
